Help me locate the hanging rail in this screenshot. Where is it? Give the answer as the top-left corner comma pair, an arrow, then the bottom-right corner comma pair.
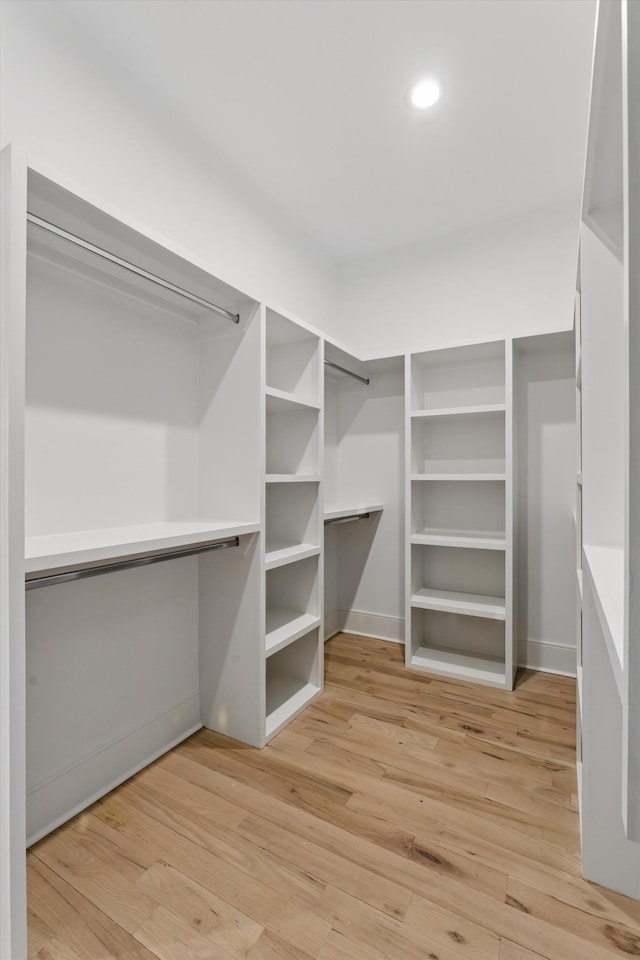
324,512 -> 370,527
324,359 -> 369,385
25,536 -> 240,590
27,213 -> 240,324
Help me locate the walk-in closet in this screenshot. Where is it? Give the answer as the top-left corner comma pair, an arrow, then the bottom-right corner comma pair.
1,0 -> 639,958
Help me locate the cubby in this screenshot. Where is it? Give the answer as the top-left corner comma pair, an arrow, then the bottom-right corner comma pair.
411,410 -> 506,478
409,609 -> 506,686
265,628 -> 321,739
266,307 -> 320,403
266,556 -> 320,655
265,403 -> 320,478
410,544 -> 505,614
410,340 -> 505,413
265,481 -> 320,569
411,480 -> 506,549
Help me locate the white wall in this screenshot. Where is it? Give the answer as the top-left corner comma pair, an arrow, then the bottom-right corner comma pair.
337,203 -> 579,357
0,0 -> 339,337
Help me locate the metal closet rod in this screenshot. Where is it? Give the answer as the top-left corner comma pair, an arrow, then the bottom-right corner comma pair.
324,512 -> 370,527
27,213 -> 240,325
25,536 -> 240,591
324,359 -> 369,385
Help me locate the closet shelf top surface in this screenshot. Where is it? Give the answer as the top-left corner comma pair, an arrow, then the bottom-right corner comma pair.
265,387 -> 320,412
324,504 -> 383,521
411,528 -> 506,550
411,404 -> 506,419
411,587 -> 506,620
411,472 -> 506,482
25,519 -> 260,573
583,544 -> 624,692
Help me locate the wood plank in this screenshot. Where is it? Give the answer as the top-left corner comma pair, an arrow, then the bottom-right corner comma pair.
27,633 -> 640,960
27,854 -> 158,960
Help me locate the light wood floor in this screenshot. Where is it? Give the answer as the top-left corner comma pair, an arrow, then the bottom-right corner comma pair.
27,633 -> 640,960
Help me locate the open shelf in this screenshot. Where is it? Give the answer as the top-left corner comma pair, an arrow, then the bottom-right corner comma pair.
265,628 -> 321,739
265,308 -> 320,402
265,474 -> 321,483
411,587 -> 505,620
412,403 -> 505,419
265,387 -> 320,412
265,609 -> 321,657
324,504 -> 383,522
411,528 -> 505,550
410,645 -> 506,687
25,519 -> 261,576
411,340 -> 505,412
264,543 -> 320,570
266,405 -> 320,476
411,409 -> 505,477
266,481 -> 319,559
410,543 -> 505,619
411,479 -> 505,542
412,472 -> 505,482
409,605 -> 506,686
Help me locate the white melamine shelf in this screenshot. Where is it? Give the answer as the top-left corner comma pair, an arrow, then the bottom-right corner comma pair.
265,678 -> 321,739
265,474 -> 321,484
577,568 -> 583,600
265,609 -> 322,657
411,587 -> 506,620
324,504 -> 383,521
264,542 -> 320,571
577,472 -> 583,486
583,544 -> 624,695
25,520 -> 261,575
411,404 -> 506,419
411,473 -> 506,483
265,386 -> 320,412
410,646 -> 506,687
411,528 -> 506,551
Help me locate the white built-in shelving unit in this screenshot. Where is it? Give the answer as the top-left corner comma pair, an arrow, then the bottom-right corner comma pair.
405,340 -> 514,689
5,161 -> 266,854
577,0 -> 640,898
263,308 -> 323,739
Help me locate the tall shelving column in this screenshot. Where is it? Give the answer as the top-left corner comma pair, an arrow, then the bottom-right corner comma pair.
262,307 -> 323,742
405,340 -> 514,689
575,286 -> 584,827
579,0 -> 640,897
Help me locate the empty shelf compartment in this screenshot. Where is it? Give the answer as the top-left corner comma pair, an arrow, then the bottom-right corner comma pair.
265,628 -> 321,738
411,340 -> 505,412
409,607 -> 506,687
266,308 -> 320,402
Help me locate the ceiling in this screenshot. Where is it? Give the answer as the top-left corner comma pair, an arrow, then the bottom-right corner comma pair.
42,0 -> 596,263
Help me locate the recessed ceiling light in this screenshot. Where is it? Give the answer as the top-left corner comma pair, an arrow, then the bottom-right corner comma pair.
407,78 -> 441,110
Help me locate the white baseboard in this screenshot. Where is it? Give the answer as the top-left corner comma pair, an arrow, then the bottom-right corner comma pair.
518,639 -> 577,677
326,611 -> 576,679
324,609 -> 340,642
327,609 -> 404,645
26,694 -> 201,845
